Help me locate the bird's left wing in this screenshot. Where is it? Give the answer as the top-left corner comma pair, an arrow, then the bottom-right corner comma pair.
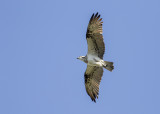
86,12 -> 105,59
84,65 -> 103,102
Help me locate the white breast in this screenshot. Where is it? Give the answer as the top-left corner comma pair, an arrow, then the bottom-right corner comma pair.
87,54 -> 103,67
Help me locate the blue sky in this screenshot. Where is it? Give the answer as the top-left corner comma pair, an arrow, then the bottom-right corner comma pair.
0,0 -> 160,114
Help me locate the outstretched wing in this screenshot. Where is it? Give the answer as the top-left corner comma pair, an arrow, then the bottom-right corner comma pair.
84,65 -> 103,102
86,12 -> 105,59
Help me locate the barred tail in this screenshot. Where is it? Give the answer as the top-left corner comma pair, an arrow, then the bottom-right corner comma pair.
103,61 -> 114,71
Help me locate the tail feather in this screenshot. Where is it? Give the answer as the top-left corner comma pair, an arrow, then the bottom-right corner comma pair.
103,61 -> 114,71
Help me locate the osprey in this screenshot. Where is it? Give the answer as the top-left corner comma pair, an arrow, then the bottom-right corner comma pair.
77,12 -> 114,102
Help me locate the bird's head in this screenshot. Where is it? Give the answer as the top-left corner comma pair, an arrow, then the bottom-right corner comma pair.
77,56 -> 86,62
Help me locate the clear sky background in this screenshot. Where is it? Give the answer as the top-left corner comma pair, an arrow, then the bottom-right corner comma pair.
0,0 -> 160,114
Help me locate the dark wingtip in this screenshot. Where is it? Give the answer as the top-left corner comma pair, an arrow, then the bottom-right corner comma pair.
90,13 -> 94,21
91,93 -> 97,103
97,14 -> 100,19
92,98 -> 96,103
89,12 -> 102,23
95,12 -> 99,17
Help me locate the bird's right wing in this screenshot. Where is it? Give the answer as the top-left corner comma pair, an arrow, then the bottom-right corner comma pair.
84,65 -> 103,102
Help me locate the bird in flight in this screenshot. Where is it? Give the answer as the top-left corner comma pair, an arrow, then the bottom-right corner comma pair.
77,12 -> 114,102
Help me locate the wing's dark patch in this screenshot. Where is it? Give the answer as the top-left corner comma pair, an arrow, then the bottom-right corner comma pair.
86,12 -> 105,59
84,66 -> 103,102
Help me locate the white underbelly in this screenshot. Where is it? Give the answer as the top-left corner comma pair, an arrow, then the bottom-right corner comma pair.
87,54 -> 103,67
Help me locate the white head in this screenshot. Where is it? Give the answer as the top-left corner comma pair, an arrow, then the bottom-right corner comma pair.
77,56 -> 86,63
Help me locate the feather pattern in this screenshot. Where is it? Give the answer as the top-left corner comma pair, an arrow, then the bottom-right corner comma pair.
86,12 -> 105,59
84,65 -> 103,102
